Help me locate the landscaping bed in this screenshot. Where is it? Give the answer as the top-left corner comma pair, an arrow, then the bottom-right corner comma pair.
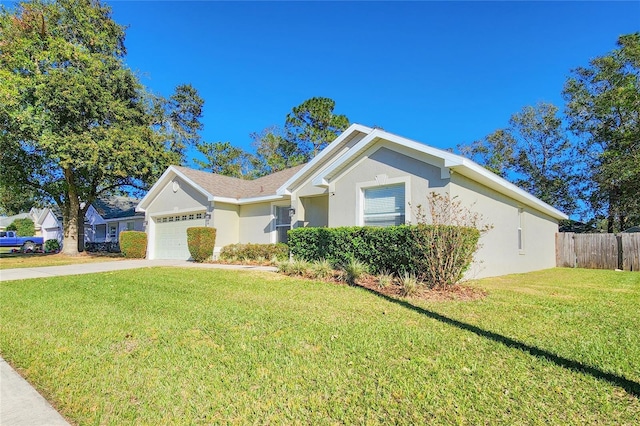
355,274 -> 487,301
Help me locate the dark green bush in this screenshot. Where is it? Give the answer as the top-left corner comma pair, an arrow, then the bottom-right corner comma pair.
288,225 -> 480,287
119,231 -> 147,258
44,239 -> 61,253
7,218 -> 35,236
219,243 -> 288,262
187,227 -> 217,262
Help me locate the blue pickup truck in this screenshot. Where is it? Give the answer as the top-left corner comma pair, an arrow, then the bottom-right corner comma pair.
0,230 -> 44,252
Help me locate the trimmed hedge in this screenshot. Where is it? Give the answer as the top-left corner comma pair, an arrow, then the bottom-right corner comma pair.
119,231 -> 147,258
288,225 -> 480,287
219,243 -> 289,262
187,227 -> 217,262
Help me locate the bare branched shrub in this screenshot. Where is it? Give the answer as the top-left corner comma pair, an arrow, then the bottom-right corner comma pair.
411,192 -> 492,288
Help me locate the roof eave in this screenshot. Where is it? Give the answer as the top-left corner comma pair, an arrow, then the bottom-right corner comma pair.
452,160 -> 569,220
276,123 -> 374,194
212,194 -> 288,205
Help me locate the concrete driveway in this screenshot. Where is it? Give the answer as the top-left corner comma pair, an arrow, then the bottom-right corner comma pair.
0,259 -> 277,282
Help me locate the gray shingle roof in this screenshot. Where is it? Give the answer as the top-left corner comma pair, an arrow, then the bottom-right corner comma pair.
173,164 -> 306,199
93,196 -> 143,219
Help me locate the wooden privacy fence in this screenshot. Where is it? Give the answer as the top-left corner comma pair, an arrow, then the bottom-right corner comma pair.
556,232 -> 640,271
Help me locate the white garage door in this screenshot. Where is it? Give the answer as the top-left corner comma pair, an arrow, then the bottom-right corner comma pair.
154,212 -> 206,260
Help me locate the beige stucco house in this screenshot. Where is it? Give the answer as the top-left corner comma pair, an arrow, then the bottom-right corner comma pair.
136,124 -> 567,278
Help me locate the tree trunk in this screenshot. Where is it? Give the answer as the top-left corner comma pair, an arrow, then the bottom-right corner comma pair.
62,168 -> 81,256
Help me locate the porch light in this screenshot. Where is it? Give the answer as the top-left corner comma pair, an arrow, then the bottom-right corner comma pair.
288,208 -> 296,217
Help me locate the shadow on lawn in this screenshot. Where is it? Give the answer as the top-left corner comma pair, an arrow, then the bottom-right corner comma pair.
360,286 -> 640,398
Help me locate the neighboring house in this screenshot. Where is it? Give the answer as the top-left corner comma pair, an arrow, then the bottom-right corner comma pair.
84,196 -> 145,243
137,124 -> 568,278
0,207 -> 62,243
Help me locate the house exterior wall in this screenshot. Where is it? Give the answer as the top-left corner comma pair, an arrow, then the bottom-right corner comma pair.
328,145 -> 449,227
112,217 -> 145,238
212,202 -> 240,253
145,176 -> 211,216
301,196 -> 328,228
40,211 -> 62,242
450,173 -> 558,278
239,202 -> 274,244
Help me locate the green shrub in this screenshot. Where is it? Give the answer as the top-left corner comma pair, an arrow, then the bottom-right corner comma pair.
219,243 -> 288,263
7,218 -> 35,236
186,227 -> 216,262
119,231 -> 147,258
44,239 -> 61,253
288,225 -> 480,287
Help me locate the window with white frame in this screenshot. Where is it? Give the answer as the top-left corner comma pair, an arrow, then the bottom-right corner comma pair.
363,184 -> 405,227
274,205 -> 291,243
108,224 -> 117,240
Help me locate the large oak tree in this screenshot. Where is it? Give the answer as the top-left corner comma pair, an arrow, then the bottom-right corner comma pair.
0,0 -> 201,254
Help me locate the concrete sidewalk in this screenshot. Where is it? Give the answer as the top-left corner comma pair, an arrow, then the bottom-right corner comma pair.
0,259 -> 277,282
0,356 -> 70,425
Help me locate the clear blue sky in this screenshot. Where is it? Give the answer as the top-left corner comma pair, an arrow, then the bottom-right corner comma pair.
14,1 -> 640,165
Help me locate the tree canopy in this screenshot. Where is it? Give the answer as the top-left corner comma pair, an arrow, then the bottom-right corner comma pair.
194,141 -> 250,178
195,97 -> 350,178
459,103 -> 577,215
459,33 -> 639,229
249,97 -> 349,177
563,32 -> 640,232
0,0 -> 202,254
284,97 -> 350,159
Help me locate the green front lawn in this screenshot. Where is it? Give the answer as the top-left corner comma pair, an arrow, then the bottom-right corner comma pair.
0,268 -> 638,424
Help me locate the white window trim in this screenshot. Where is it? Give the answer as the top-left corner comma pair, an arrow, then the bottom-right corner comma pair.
356,176 -> 411,226
108,224 -> 118,241
271,202 -> 292,243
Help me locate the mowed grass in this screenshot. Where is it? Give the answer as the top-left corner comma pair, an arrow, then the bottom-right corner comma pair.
0,252 -> 123,269
0,268 -> 638,425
